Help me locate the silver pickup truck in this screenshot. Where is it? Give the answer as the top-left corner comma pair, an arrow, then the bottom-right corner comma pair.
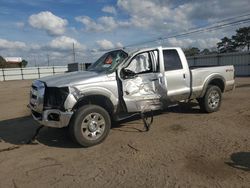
29,46 -> 235,147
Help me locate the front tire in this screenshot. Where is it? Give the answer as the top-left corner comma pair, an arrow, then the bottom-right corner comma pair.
198,85 -> 222,113
69,105 -> 111,147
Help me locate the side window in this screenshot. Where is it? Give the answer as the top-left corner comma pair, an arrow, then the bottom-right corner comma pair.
163,50 -> 183,71
126,52 -> 152,74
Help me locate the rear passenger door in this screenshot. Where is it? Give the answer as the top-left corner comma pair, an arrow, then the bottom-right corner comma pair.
163,49 -> 190,101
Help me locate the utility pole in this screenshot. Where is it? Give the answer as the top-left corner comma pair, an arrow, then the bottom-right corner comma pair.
73,42 -> 76,63
34,55 -> 37,67
47,54 -> 50,66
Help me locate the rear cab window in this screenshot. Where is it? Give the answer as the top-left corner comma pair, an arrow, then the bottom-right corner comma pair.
163,49 -> 183,71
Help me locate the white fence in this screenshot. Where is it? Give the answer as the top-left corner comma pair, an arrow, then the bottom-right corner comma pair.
0,66 -> 68,81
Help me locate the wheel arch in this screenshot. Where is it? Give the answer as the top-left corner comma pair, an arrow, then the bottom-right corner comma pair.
73,94 -> 115,116
200,75 -> 225,97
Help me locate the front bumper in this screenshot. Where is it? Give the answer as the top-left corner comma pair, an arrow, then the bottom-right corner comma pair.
29,80 -> 75,128
28,105 -> 73,128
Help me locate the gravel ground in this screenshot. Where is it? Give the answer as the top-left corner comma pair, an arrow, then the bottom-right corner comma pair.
0,78 -> 249,188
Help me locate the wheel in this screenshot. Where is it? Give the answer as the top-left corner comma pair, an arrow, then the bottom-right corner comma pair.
69,105 -> 111,147
198,85 -> 222,113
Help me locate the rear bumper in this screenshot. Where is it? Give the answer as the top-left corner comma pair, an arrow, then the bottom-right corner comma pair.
28,104 -> 73,128
225,80 -> 235,92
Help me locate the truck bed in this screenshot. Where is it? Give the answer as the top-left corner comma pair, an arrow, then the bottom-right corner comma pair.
190,65 -> 235,99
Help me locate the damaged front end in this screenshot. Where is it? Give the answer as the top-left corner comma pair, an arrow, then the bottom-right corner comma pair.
28,80 -> 76,128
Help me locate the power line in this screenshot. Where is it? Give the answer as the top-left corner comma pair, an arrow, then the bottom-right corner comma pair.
96,14 -> 250,52
73,42 -> 76,63
94,19 -> 250,54
28,13 -> 250,65
213,12 -> 250,24
47,54 -> 50,66
125,18 -> 250,49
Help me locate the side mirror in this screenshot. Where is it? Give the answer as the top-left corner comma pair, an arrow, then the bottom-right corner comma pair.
121,68 -> 137,79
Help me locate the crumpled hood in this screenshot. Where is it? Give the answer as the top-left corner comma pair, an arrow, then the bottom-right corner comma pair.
39,71 -> 106,87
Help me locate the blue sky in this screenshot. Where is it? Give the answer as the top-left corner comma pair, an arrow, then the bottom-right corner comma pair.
0,0 -> 250,66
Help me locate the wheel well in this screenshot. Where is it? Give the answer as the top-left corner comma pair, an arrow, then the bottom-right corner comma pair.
73,95 -> 114,115
208,78 -> 225,92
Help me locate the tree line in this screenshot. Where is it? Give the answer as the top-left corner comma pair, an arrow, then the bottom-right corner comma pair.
184,26 -> 250,56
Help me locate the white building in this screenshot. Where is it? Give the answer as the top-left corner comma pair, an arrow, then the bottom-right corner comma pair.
4,57 -> 22,63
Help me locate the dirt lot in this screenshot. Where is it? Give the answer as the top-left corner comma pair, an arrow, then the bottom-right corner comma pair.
0,78 -> 250,188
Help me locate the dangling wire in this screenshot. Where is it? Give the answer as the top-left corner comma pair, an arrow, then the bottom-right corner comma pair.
141,110 -> 154,131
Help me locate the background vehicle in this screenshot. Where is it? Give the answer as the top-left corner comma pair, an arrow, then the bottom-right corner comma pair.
29,46 -> 235,147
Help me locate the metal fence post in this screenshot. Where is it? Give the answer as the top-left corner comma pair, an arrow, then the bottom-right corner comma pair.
38,67 -> 40,78
20,67 -> 24,80
2,68 -> 5,81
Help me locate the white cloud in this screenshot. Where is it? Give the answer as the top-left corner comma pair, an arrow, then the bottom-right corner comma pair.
49,36 -> 85,51
75,16 -> 129,32
73,0 -> 196,34
98,16 -> 118,31
102,6 -> 117,15
196,38 -> 221,49
0,38 -> 26,50
166,37 -> 220,49
73,0 -> 250,40
116,42 -> 123,48
116,0 -> 250,35
2,0 -> 249,65
96,39 -> 114,50
117,0 -> 192,31
96,39 -> 123,50
29,11 -> 68,36
75,16 -> 103,32
181,0 -> 250,22
29,44 -> 41,50
118,0 -> 171,21
0,36 -> 87,66
167,38 -> 194,48
76,16 -> 118,32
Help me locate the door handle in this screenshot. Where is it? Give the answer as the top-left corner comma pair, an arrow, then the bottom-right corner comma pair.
183,73 -> 186,79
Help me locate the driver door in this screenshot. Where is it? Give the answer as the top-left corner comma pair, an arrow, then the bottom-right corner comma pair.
120,50 -> 163,113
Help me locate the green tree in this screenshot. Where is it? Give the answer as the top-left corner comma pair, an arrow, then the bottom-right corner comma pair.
232,26 -> 250,51
184,47 -> 200,56
0,56 -> 6,68
21,59 -> 28,67
217,37 -> 235,53
200,48 -> 210,55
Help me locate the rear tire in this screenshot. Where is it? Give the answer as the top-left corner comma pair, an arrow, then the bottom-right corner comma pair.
198,85 -> 222,113
69,105 -> 111,147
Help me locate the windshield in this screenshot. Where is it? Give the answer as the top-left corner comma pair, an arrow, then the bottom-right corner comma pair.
87,50 -> 128,73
